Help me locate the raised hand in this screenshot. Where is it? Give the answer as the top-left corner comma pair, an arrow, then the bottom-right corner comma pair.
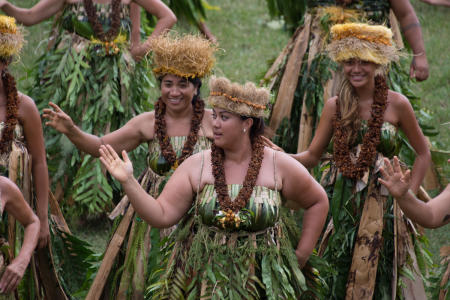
378,156 -> 411,199
99,144 -> 133,184
42,102 -> 75,134
130,41 -> 150,62
0,257 -> 28,294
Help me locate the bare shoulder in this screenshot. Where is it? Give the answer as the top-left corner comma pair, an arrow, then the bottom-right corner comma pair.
270,147 -> 305,174
388,90 -> 411,110
17,93 -> 39,117
322,96 -> 338,116
181,149 -> 210,171
0,176 -> 17,195
126,111 -> 155,138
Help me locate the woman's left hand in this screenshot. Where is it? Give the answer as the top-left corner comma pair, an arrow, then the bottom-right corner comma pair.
410,54 -> 429,81
0,258 -> 27,294
295,249 -> 308,269
99,145 -> 134,184
130,41 -> 150,62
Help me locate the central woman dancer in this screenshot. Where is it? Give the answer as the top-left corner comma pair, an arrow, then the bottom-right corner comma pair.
99,76 -> 329,299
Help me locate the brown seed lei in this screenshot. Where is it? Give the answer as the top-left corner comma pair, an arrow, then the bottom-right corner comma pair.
0,70 -> 20,154
83,0 -> 121,42
333,75 -> 387,179
211,135 -> 265,213
155,97 -> 205,169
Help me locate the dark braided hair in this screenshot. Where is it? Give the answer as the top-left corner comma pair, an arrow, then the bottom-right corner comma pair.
0,68 -> 20,153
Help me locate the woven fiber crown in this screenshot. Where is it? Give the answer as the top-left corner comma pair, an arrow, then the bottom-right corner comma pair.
151,33 -> 217,79
0,16 -> 24,59
208,76 -> 269,118
327,23 -> 399,66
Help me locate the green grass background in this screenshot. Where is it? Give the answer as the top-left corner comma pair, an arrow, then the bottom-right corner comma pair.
6,0 -> 449,258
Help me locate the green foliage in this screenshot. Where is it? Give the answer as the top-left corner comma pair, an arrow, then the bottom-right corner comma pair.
50,224 -> 98,298
26,26 -> 153,218
72,157 -> 113,216
265,0 -> 307,31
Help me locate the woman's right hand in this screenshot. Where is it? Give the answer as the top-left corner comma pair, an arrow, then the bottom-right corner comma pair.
42,102 -> 75,135
99,144 -> 134,184
379,156 -> 411,199
0,257 -> 28,294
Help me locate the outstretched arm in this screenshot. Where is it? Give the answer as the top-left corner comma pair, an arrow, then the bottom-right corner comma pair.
278,151 -> 329,268
43,102 -> 148,157
379,157 -> 450,228
0,0 -> 64,26
0,177 -> 40,294
391,0 -> 429,81
292,96 -> 335,168
99,144 -> 194,227
130,0 -> 176,60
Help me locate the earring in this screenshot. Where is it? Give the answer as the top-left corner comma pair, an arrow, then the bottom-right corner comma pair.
243,128 -> 247,133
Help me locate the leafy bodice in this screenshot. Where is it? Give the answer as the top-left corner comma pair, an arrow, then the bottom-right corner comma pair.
147,135 -> 212,176
197,184 -> 282,232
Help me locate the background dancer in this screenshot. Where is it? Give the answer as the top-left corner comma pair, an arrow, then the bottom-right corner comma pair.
266,23 -> 431,299
0,0 -> 176,218
44,33 -> 216,298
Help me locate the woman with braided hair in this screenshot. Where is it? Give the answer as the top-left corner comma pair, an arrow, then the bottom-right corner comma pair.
265,23 -> 431,299
0,16 -> 74,298
44,34 -> 217,298
99,76 -> 329,299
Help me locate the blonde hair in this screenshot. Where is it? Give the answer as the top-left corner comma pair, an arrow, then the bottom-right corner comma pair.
337,77 -> 361,144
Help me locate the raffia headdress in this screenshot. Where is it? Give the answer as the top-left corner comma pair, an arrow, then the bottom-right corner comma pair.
208,76 -> 269,118
327,23 -> 399,66
0,16 -> 24,59
151,33 -> 216,78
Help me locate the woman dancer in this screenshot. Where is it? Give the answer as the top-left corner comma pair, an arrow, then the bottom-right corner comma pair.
44,33 -> 216,298
0,0 -> 176,216
99,76 -> 329,299
0,176 -> 39,297
0,16 -> 72,298
265,0 -> 430,156
268,23 -> 431,299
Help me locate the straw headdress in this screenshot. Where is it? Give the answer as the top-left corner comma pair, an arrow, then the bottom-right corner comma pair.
327,23 -> 399,66
0,16 -> 24,59
151,33 -> 216,79
208,76 -> 269,118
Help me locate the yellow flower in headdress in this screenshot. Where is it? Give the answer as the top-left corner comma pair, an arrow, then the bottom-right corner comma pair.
150,33 -> 217,79
327,23 -> 400,66
0,16 -> 24,59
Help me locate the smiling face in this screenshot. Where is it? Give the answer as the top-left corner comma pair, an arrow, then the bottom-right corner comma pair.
160,74 -> 198,113
212,108 -> 252,149
342,59 -> 378,88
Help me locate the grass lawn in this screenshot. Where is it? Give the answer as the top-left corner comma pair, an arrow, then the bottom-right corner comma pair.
6,0 -> 449,263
